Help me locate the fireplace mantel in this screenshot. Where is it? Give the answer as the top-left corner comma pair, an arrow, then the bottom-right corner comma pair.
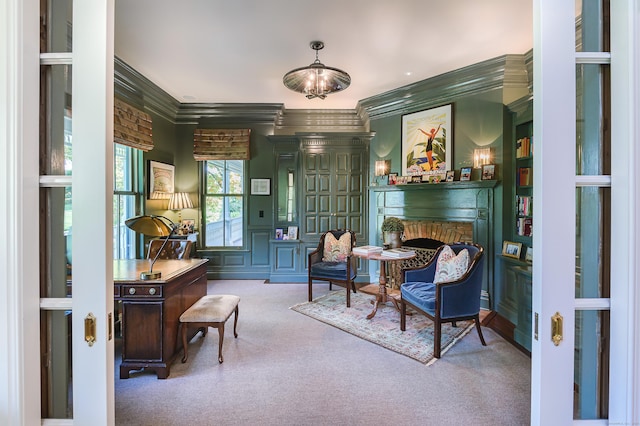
370,180 -> 498,308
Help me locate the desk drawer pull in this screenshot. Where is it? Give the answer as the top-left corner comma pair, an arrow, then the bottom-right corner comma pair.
129,287 -> 136,295
149,288 -> 156,295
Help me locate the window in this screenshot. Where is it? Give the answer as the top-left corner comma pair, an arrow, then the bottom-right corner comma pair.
114,143 -> 141,259
203,160 -> 244,247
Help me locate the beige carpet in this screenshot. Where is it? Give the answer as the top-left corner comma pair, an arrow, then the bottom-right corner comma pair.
291,290 -> 474,365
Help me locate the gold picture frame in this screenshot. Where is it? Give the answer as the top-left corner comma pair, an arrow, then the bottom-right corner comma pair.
502,241 -> 523,259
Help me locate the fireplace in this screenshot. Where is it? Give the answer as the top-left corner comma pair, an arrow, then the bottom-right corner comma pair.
372,181 -> 496,306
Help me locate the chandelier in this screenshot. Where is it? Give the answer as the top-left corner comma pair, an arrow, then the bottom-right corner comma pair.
283,41 -> 351,100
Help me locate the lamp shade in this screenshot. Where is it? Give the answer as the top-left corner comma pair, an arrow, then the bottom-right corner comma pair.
168,192 -> 193,210
375,160 -> 390,176
125,215 -> 173,237
150,191 -> 171,200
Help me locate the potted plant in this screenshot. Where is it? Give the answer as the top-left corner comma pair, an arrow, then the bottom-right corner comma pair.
381,217 -> 405,248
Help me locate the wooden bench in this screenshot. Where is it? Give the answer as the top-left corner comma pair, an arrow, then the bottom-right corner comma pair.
179,294 -> 240,364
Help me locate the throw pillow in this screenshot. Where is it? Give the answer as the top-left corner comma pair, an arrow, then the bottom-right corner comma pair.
322,232 -> 352,262
434,245 -> 470,283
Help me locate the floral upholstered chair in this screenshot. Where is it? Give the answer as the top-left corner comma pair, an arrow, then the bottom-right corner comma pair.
400,242 -> 487,358
308,229 -> 357,307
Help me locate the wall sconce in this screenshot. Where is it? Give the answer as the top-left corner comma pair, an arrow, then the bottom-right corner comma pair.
473,148 -> 492,168
375,160 -> 391,176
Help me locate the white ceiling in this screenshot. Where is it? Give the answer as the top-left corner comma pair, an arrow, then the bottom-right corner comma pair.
114,0 -> 533,110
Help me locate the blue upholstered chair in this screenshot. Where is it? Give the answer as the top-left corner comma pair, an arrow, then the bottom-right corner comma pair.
400,242 -> 487,358
308,229 -> 357,307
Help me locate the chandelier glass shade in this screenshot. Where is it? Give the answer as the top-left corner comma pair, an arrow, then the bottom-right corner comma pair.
283,41 -> 351,99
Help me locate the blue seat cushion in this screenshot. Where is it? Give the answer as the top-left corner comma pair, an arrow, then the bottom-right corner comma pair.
310,261 -> 355,281
401,281 -> 436,315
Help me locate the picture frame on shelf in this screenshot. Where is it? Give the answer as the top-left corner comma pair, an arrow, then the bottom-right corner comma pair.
388,172 -> 398,185
250,178 -> 271,195
460,167 -> 472,181
502,241 -> 523,259
148,160 -> 175,199
287,226 -> 298,240
481,164 -> 496,180
275,228 -> 283,240
525,246 -> 533,263
446,170 -> 455,182
401,103 -> 453,175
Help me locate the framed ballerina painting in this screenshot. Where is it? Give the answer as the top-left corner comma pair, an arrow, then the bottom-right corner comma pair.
401,104 -> 453,175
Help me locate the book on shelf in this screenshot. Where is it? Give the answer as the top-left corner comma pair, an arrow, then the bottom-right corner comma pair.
517,167 -> 532,186
516,136 -> 533,158
516,195 -> 532,216
380,248 -> 416,258
352,245 -> 383,255
517,217 -> 533,237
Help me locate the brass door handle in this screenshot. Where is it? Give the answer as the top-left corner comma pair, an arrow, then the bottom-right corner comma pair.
551,312 -> 563,346
84,313 -> 97,347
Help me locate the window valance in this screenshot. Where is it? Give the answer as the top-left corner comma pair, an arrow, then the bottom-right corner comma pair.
114,98 -> 154,152
193,129 -> 251,161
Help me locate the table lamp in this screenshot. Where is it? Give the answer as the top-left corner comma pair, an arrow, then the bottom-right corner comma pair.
168,192 -> 193,231
125,214 -> 177,280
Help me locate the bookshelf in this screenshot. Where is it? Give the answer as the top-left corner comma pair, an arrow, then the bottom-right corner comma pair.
514,120 -> 533,242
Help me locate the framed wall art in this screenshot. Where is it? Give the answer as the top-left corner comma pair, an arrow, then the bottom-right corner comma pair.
148,160 -> 175,199
401,103 -> 453,175
250,178 -> 271,195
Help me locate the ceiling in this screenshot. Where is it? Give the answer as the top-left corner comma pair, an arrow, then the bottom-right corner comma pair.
114,0 -> 533,111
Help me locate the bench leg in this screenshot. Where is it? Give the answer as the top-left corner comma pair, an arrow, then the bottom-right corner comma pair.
233,305 -> 239,338
181,322 -> 189,363
217,323 -> 225,363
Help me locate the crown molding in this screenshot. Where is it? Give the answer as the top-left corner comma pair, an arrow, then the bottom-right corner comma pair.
356,53 -> 530,120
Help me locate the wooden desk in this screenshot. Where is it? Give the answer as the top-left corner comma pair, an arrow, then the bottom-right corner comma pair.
115,259 -> 208,379
353,251 -> 416,319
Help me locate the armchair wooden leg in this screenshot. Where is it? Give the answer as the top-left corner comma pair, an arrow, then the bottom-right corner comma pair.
400,300 -> 406,331
474,314 -> 487,346
308,279 -> 313,302
434,319 -> 442,358
346,286 -> 351,308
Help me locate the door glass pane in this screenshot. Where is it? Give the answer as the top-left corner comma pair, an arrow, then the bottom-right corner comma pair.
575,0 -> 608,53
575,187 -> 610,299
41,0 -> 72,53
574,310 -> 610,419
41,65 -> 72,175
40,187 -> 72,298
576,63 -> 610,176
40,310 -> 73,419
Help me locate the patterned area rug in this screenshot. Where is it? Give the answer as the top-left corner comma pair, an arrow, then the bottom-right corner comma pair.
290,291 -> 473,365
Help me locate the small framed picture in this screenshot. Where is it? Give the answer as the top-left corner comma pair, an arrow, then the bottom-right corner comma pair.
287,226 -> 298,240
502,241 -> 523,259
482,164 -> 496,180
275,228 -> 284,240
411,175 -> 422,184
180,219 -> 196,234
250,178 -> 271,195
525,246 -> 533,263
460,167 -> 472,181
446,170 -> 455,182
388,173 -> 398,185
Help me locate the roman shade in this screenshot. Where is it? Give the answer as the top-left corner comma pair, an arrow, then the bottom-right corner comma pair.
193,128 -> 251,161
114,98 -> 154,151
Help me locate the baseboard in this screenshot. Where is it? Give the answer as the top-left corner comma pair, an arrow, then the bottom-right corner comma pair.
481,310 -> 530,356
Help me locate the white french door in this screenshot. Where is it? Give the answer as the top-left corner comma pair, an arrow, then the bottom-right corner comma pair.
37,0 -> 115,424
532,0 -> 639,423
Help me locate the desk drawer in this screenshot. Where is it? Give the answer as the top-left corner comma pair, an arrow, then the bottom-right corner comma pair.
121,285 -> 163,298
